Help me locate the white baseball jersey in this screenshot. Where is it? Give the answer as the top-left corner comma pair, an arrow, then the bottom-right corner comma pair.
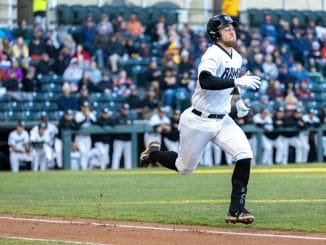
192,44 -> 242,114
8,130 -> 29,152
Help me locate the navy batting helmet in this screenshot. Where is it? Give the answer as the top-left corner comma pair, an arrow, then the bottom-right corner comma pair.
207,14 -> 237,41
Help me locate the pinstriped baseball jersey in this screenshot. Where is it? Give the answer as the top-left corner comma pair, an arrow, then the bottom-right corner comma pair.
192,44 -> 242,114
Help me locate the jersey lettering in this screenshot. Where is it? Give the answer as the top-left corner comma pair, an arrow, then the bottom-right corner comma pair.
221,67 -> 241,80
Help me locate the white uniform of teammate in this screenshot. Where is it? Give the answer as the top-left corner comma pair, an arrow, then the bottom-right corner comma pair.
8,122 -> 31,172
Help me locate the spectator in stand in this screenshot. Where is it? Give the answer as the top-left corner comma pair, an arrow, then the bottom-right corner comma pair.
13,19 -> 33,42
96,70 -> 113,93
106,34 -> 127,74
141,87 -> 160,119
21,66 -> 40,98
259,15 -> 277,43
72,44 -> 91,69
94,32 -> 110,69
284,93 -> 300,117
93,108 -> 116,170
289,30 -> 309,65
296,79 -> 312,102
79,16 -> 97,56
266,79 -> 284,103
262,54 -> 278,80
11,36 -> 29,63
46,24 -> 60,50
111,103 -> 133,170
96,14 -> 113,36
178,71 -> 196,93
3,66 -> 22,100
5,59 -> 23,81
144,107 -> 171,149
116,18 -> 130,41
125,85 -> 143,119
290,62 -> 311,83
2,37 -> 12,55
126,13 -> 143,37
142,59 -> 163,94
29,35 -> 44,64
77,86 -> 91,108
52,48 -> 70,75
145,14 -> 168,42
8,121 -> 31,172
87,60 -> 102,85
36,53 -> 52,75
62,34 -> 76,56
77,71 -> 97,93
284,80 -> 296,97
112,69 -> 133,97
125,37 -> 141,58
57,82 -> 79,112
277,64 -> 295,84
178,49 -> 195,75
63,58 -> 83,92
74,101 -> 97,170
139,40 -> 150,57
44,37 -> 58,61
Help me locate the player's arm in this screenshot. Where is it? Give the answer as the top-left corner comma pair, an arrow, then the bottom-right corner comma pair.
199,70 -> 261,90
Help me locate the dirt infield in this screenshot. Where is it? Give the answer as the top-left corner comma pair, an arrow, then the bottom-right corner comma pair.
0,215 -> 325,245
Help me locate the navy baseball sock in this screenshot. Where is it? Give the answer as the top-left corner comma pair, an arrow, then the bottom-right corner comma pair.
150,151 -> 178,171
229,158 -> 251,214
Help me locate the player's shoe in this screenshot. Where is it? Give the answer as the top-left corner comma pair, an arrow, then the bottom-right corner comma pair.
225,208 -> 255,224
140,141 -> 161,166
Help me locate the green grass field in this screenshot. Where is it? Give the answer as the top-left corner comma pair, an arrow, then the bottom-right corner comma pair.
0,163 -> 325,233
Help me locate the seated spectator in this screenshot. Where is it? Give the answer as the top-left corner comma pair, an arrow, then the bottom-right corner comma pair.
86,60 -> 102,85
284,94 -> 300,116
79,16 -> 97,56
12,19 -> 33,42
77,71 -> 97,93
29,35 -> 44,64
57,82 -> 79,112
260,15 -> 277,43
8,121 -> 31,172
77,86 -> 91,107
296,79 -> 312,102
94,32 -> 110,68
142,59 -> 163,94
141,87 -> 160,119
106,34 -> 127,74
112,69 -> 133,97
262,54 -> 278,80
62,34 -> 76,56
3,68 -> 22,100
44,37 -> 58,60
266,80 -> 284,103
5,58 -> 23,81
97,14 -> 113,36
52,48 -> 70,75
96,70 -> 113,93
126,13 -> 143,37
290,62 -> 311,83
125,85 -> 143,119
63,58 -> 83,92
125,37 -> 141,58
11,36 -> 29,63
21,66 -> 40,98
36,53 -> 52,75
72,44 -> 91,69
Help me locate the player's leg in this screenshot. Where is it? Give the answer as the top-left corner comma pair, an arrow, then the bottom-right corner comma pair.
212,115 -> 254,224
123,141 -> 132,169
141,108 -> 214,174
111,140 -> 123,170
9,152 -> 20,172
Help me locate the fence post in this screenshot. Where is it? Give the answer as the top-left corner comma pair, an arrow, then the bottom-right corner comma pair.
316,127 -> 324,162
62,129 -> 72,169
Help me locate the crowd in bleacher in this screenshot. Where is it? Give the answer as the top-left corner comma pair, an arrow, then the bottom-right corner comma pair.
2,7 -> 326,171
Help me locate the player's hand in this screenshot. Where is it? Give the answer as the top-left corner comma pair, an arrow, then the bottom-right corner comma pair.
235,99 -> 250,118
234,74 -> 261,90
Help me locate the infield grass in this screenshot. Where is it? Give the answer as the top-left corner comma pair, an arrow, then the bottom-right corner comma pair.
0,163 -> 325,233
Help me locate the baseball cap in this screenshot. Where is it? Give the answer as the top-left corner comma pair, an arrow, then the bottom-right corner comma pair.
81,101 -> 90,107
17,120 -> 25,127
102,108 -> 110,113
121,103 -> 130,110
39,122 -> 47,129
64,109 -> 73,115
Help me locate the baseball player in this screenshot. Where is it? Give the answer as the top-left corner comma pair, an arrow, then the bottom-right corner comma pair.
140,14 -> 261,224
8,121 -> 31,172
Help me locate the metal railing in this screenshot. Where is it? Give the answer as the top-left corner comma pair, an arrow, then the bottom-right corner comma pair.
61,124 -> 326,169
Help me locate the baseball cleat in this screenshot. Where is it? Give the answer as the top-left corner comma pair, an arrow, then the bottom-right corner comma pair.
225,208 -> 255,224
140,141 -> 161,165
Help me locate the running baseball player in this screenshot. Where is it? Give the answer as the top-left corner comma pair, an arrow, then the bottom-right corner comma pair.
140,14 -> 261,224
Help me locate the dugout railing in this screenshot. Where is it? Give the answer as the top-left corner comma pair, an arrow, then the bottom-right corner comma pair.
61,124 -> 326,169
